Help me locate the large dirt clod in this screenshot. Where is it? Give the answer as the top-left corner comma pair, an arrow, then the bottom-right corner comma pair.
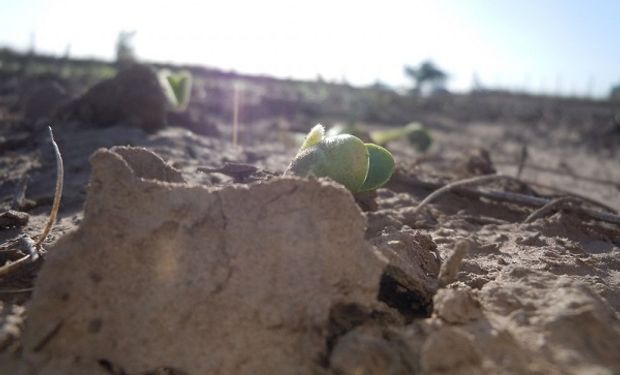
22,147 -> 385,374
59,65 -> 167,131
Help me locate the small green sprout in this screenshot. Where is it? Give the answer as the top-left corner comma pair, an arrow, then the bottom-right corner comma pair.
370,122 -> 433,152
158,69 -> 193,111
285,124 -> 395,192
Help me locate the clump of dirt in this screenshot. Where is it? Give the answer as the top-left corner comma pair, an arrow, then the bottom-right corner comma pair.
20,147 -> 385,374
432,283 -> 481,324
371,227 -> 440,320
58,65 -> 167,132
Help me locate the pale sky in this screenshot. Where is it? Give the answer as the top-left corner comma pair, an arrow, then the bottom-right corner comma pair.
1,0 -> 619,97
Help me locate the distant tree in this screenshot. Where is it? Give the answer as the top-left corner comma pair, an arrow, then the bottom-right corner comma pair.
404,60 -> 448,94
116,31 -> 137,68
610,82 -> 620,101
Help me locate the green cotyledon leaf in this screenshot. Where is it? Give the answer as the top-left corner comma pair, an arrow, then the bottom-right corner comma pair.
360,143 -> 395,191
158,70 -> 193,111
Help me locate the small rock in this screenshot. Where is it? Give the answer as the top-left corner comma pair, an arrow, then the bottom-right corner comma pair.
438,240 -> 470,286
330,327 -> 409,375
420,327 -> 482,372
515,232 -> 546,246
462,148 -> 496,176
0,302 -> 25,352
433,284 -> 482,324
0,210 -> 29,229
371,228 -> 440,319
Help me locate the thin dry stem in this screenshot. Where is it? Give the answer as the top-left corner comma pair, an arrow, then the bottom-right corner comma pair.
413,173 -> 507,214
0,287 -> 34,294
516,145 -> 528,179
519,178 -> 616,213
523,196 -> 580,223
0,253 -> 32,278
35,126 -> 64,248
396,173 -> 620,226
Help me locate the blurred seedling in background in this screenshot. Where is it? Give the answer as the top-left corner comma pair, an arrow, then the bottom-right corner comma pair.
285,124 -> 395,192
158,70 -> 193,111
370,122 -> 433,152
328,122 -> 433,153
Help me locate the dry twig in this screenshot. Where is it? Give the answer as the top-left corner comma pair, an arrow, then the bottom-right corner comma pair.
35,126 -> 64,248
413,174 -> 507,214
0,287 -> 34,294
523,196 -> 580,223
519,178 -> 616,213
396,173 -> 620,226
0,253 -> 33,278
0,127 -> 64,280
516,145 -> 528,179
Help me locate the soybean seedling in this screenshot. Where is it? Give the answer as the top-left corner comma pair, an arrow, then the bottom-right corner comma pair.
370,122 -> 432,152
158,69 -> 193,111
285,124 -> 395,192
